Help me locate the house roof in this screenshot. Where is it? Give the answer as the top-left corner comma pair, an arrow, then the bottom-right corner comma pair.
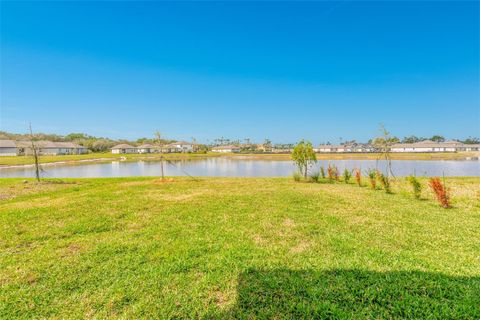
170,141 -> 193,145
111,144 -> 135,149
137,144 -> 155,148
0,140 -> 16,148
54,142 -> 85,148
15,140 -> 58,148
15,140 -> 85,149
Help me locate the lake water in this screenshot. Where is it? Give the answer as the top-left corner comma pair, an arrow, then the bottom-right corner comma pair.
0,158 -> 479,178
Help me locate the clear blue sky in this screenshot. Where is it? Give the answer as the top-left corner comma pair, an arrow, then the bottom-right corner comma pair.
1,1 -> 479,143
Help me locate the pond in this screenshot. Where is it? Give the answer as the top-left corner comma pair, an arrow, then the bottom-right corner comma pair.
1,158 -> 479,178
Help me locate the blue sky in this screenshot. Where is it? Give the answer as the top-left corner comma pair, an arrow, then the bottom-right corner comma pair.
1,1 -> 478,143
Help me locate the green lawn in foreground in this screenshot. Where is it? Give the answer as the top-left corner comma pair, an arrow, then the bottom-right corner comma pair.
0,177 -> 479,318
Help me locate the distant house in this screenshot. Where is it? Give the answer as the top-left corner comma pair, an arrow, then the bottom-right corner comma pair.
316,144 -> 375,153
211,145 -> 241,153
162,141 -> 194,153
316,145 -> 343,153
54,142 -> 88,155
390,140 -> 459,153
15,141 -> 87,155
463,144 -> 480,152
0,140 -> 18,156
111,144 -> 137,154
137,144 -> 155,154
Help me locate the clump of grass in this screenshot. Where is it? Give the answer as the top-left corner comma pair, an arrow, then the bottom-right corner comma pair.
293,171 -> 302,182
367,169 -> 376,189
407,175 -> 422,199
429,177 -> 450,208
354,168 -> 362,186
309,171 -> 320,183
343,169 -> 351,184
376,171 -> 392,194
320,166 -> 326,179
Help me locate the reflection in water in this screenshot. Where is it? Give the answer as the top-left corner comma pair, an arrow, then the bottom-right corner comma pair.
0,158 -> 479,178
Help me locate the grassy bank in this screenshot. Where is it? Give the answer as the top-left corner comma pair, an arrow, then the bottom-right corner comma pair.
0,152 -> 221,166
0,151 -> 478,167
1,177 -> 479,318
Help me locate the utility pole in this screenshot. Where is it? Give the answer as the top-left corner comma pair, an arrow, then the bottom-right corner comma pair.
29,123 -> 40,182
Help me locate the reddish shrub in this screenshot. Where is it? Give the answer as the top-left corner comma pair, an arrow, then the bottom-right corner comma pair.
429,177 -> 450,208
354,168 -> 362,186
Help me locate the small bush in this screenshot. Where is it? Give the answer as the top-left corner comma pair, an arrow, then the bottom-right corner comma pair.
429,177 -> 450,208
309,171 -> 320,183
354,168 -> 362,186
343,169 -> 351,184
320,166 -> 326,179
376,171 -> 392,193
293,171 -> 302,182
407,175 -> 422,199
367,169 -> 376,189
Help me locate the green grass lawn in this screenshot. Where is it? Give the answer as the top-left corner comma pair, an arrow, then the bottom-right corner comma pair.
0,177 -> 479,318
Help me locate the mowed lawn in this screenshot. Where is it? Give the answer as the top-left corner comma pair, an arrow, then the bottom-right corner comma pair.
0,177 -> 479,319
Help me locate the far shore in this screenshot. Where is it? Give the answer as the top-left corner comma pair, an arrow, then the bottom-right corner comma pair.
0,151 -> 478,169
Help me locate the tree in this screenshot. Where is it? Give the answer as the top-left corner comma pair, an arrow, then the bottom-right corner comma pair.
291,140 -> 317,179
463,137 -> 479,144
29,123 -> 40,182
154,131 -> 164,180
431,135 -> 445,142
372,124 -> 399,177
402,135 -> 422,144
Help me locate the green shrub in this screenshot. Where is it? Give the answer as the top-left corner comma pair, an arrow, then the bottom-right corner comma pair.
309,171 -> 320,182
343,169 -> 351,183
293,171 -> 302,182
320,166 -> 326,179
376,171 -> 392,194
407,175 -> 422,199
367,169 -> 377,189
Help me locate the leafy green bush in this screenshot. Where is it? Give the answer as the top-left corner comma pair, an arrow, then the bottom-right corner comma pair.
343,169 -> 351,183
367,169 -> 377,189
320,166 -> 326,179
309,171 -> 320,182
293,171 -> 302,182
376,171 -> 392,193
407,175 -> 422,199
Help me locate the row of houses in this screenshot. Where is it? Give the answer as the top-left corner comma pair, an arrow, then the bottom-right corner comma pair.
316,140 -> 480,153
2,139 -> 478,156
111,141 -> 195,154
0,140 -> 88,156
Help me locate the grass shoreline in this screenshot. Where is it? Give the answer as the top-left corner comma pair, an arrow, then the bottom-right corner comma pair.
1,177 -> 479,318
0,151 -> 478,168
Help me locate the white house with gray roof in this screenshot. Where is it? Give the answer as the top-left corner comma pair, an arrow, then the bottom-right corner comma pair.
0,140 -> 18,156
0,140 -> 87,156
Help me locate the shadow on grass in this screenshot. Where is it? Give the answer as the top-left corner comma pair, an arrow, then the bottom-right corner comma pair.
219,269 -> 479,319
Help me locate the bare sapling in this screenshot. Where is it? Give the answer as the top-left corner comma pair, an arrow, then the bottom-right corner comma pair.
29,123 -> 40,182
